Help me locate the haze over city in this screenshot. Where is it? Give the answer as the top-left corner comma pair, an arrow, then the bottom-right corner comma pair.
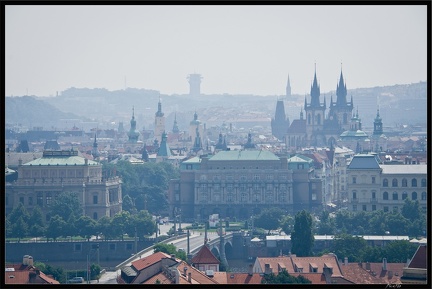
5,5 -> 427,97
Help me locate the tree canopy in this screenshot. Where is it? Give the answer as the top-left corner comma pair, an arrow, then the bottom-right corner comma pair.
290,210 -> 314,257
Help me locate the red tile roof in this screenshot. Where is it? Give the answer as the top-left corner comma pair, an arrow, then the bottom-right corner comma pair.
131,251 -> 171,271
176,261 -> 219,284
143,272 -> 173,284
4,265 -> 60,284
341,262 -> 404,284
226,273 -> 263,284
190,244 -> 220,265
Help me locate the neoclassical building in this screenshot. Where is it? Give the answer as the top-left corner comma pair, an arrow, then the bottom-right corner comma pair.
346,154 -> 427,213
5,149 -> 122,222
168,150 -> 323,221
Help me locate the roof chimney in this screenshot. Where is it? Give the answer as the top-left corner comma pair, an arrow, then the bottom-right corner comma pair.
188,272 -> 192,283
27,256 -> 34,266
366,262 -> 371,271
388,270 -> 393,279
183,266 -> 187,276
382,258 -> 387,271
344,257 -> 348,266
248,264 -> 253,276
23,255 -> 29,265
322,267 -> 332,284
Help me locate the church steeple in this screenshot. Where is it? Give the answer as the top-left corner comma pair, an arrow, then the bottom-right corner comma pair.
310,65 -> 321,107
336,69 -> 348,106
373,107 -> 383,135
172,113 -> 180,134
286,74 -> 291,97
156,96 -> 164,117
128,106 -> 140,143
91,132 -> 100,159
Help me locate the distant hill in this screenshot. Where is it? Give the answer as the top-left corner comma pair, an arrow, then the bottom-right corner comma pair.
6,82 -> 427,131
5,96 -> 88,129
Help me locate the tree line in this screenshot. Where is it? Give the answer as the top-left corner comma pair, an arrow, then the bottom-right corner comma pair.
6,192 -> 156,242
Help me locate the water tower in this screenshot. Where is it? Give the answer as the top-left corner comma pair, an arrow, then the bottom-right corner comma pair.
187,73 -> 202,96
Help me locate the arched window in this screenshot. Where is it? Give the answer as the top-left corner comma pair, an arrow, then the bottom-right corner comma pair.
412,178 -> 417,187
383,192 -> 388,200
402,178 -> 407,187
402,192 -> 408,200
421,192 -> 426,201
392,178 -> 398,187
383,179 -> 388,187
412,192 -> 417,200
392,192 -> 398,200
421,178 -> 426,187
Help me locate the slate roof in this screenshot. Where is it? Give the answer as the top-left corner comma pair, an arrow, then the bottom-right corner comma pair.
190,245 -> 220,265
287,119 -> 306,134
209,150 -> 279,161
347,154 -> 381,169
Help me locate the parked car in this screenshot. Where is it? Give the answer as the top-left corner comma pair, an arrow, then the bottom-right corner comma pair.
67,277 -> 84,283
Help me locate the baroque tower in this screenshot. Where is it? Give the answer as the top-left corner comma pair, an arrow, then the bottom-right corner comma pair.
154,97 -> 165,141
128,106 -> 140,143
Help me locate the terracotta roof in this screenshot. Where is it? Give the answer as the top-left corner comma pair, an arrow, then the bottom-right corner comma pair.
290,255 -> 343,277
4,266 -> 60,284
143,272 -> 173,284
408,245 -> 427,269
228,273 -> 263,284
131,251 -> 171,271
190,245 -> 220,265
256,256 -> 294,273
176,261 -> 219,284
341,262 -> 404,284
291,272 -> 327,284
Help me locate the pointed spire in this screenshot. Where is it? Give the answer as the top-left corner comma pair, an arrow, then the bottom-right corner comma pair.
300,108 -> 304,120
304,95 -> 307,109
132,106 -> 135,119
310,65 -> 321,107
286,73 -> 291,97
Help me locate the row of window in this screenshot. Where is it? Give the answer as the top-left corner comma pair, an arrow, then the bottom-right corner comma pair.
352,177 -> 426,187
352,191 -> 426,201
353,204 -> 427,213
200,192 -> 289,203
74,242 -> 133,251
382,178 -> 426,188
200,174 -> 288,181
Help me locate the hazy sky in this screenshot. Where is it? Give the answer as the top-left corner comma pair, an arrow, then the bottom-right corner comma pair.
5,5 -> 427,97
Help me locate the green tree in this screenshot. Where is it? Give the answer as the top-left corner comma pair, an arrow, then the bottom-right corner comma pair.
111,211 -> 132,240
384,212 -> 409,235
261,270 -> 311,284
5,218 -> 12,238
34,261 -> 66,283
11,216 -> 29,241
97,216 -> 115,240
317,210 -> 335,235
153,243 -> 186,261
122,194 -> 137,214
401,198 -> 422,222
45,215 -> 67,241
48,192 -> 82,221
280,215 -> 294,235
28,206 -> 46,237
383,240 -> 418,263
76,215 -> 97,241
254,208 -> 285,234
127,210 -> 157,239
8,202 -> 30,225
331,233 -> 368,262
291,210 -> 314,257
90,263 -> 101,280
